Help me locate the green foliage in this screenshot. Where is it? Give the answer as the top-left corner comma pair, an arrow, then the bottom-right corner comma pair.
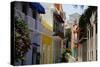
65,28 -> 71,41
65,28 -> 71,51
79,14 -> 87,38
14,17 -> 31,62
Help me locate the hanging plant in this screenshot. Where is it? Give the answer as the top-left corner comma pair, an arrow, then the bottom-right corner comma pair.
14,16 -> 31,62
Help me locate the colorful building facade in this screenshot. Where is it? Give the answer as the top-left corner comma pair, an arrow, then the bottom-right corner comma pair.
70,22 -> 80,61
40,4 -> 54,64
53,4 -> 65,63
13,2 -> 45,65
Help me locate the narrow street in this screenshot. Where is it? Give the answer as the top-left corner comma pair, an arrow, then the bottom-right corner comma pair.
11,1 -> 97,65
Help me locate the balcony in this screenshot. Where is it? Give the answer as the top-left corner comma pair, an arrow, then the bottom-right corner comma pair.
53,28 -> 64,38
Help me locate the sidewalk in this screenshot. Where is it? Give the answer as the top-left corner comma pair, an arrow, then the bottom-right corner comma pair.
65,53 -> 76,63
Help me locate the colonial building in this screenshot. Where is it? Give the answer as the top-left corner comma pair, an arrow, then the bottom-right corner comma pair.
79,6 -> 97,62
13,2 -> 45,65
70,22 -> 80,61
87,11 -> 97,61
68,13 -> 80,62
53,4 -> 65,63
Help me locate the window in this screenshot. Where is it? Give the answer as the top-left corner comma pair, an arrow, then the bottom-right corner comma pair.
35,21 -> 38,29
22,3 -> 27,15
96,49 -> 97,60
32,10 -> 37,20
88,31 -> 89,39
92,27 -> 93,37
90,27 -> 93,37
32,47 -> 37,64
92,51 -> 93,60
74,33 -> 78,44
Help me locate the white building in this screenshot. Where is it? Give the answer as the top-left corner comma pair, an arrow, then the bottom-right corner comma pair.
69,13 -> 80,23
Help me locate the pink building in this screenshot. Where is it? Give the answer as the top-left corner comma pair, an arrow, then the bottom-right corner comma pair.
70,22 -> 80,61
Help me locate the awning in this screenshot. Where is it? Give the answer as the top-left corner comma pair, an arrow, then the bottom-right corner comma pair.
30,2 -> 45,14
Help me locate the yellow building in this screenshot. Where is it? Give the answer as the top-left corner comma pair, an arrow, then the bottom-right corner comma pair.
40,18 -> 53,64
40,34 -> 52,64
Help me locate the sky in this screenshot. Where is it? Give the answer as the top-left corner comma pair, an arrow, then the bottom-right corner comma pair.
62,4 -> 88,20
41,3 -> 88,26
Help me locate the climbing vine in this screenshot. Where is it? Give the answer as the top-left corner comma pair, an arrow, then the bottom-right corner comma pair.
14,17 -> 31,62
